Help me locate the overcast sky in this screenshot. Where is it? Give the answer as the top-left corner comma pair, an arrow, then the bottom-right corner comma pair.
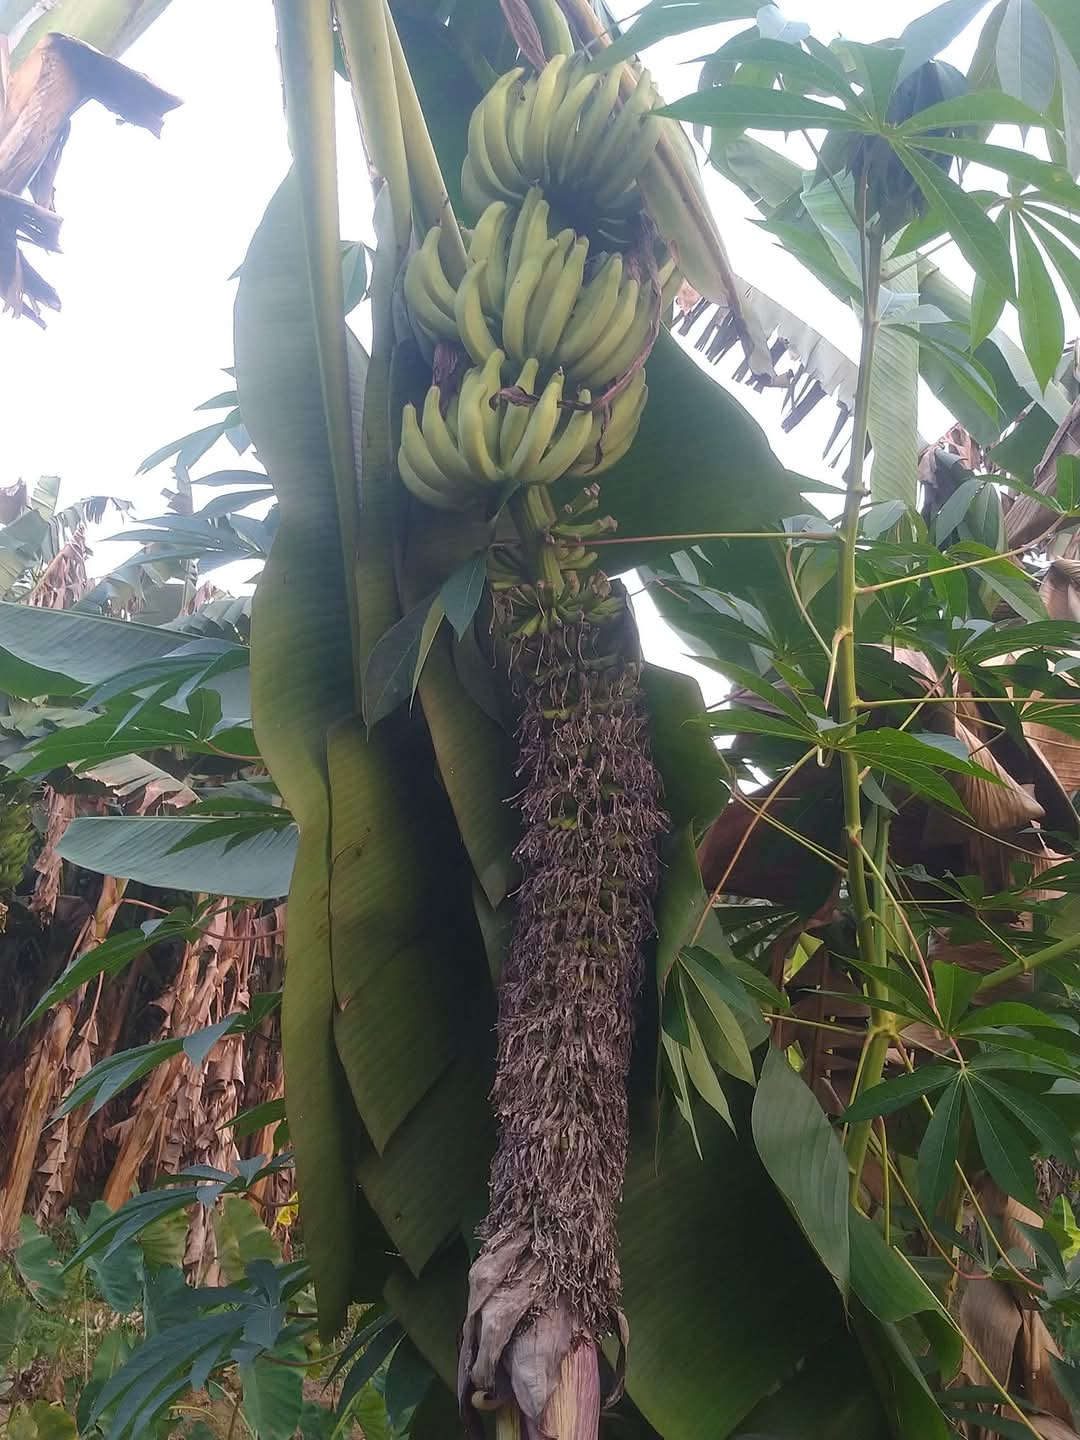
0,0 -> 1045,694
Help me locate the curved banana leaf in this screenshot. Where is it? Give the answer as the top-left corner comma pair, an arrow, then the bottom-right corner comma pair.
54,816 -> 296,898
0,602 -> 187,697
236,171 -> 359,1336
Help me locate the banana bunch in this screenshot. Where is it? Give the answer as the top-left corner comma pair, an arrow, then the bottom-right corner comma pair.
0,799 -> 32,893
461,56 -> 662,223
404,190 -> 662,389
398,350 -> 602,510
566,367 -> 648,478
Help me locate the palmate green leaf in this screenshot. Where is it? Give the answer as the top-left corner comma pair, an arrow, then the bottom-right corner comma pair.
1023,209 -> 1080,311
896,0 -> 997,82
585,0 -> 760,70
752,1048 -> 849,1291
660,86 -> 872,132
842,1065 -> 956,1123
893,143 -> 1016,297
1012,213 -> 1065,392
996,0 -> 1057,109
680,958 -> 756,1084
972,1074 -> 1077,1162
918,1076 -> 963,1214
868,255 -> 919,509
899,89 -> 1048,133
236,173 -> 360,1336
932,960 -> 983,1031
966,1078 -> 1038,1204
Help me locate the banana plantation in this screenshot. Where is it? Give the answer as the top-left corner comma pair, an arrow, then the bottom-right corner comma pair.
5,0 -> 1080,1436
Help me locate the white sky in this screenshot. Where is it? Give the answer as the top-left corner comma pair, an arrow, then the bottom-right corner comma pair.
0,0 -> 1049,698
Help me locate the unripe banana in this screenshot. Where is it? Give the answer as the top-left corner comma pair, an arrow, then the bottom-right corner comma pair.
546,70 -> 598,179
533,235 -> 589,363
499,358 -> 540,469
461,154 -> 490,219
468,201 -> 513,312
567,275 -> 640,383
506,187 -> 550,295
507,74 -> 533,173
563,61 -> 621,183
455,260 -> 500,365
403,227 -> 459,341
568,369 -> 648,477
509,369 -> 564,480
559,253 -> 623,368
594,112 -> 663,206
524,229 -> 574,357
483,68 -> 526,195
467,100 -> 518,205
522,55 -> 569,180
591,284 -> 657,382
400,407 -> 471,508
399,446 -> 466,511
423,386 -> 477,487
531,389 -> 596,484
458,358 -> 505,483
503,240 -> 555,363
581,71 -> 656,191
477,347 -> 505,457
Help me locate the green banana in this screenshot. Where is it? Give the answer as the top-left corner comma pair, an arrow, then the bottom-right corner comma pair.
403,226 -> 459,341
532,235 -> 588,363
506,187 -> 549,294
455,260 -> 500,365
524,229 -> 574,357
499,357 -> 540,469
509,368 -> 564,480
468,201 -> 513,311
483,67 -> 526,195
458,360 -> 504,482
563,60 -> 621,183
567,275 -> 640,383
558,253 -> 623,368
522,54 -> 569,179
503,242 -> 555,362
423,386 -> 477,486
531,390 -> 595,483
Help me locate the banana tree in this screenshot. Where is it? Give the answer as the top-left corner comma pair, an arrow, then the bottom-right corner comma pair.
230,2 -> 1080,1437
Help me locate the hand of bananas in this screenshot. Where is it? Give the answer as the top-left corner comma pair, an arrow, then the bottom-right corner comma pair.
398,54 -> 677,515
399,351 -> 647,510
461,56 -> 663,234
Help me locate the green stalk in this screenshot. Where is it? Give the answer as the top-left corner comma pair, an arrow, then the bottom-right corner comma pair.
837,220 -> 883,981
845,805 -> 891,1205
837,213 -> 886,1199
382,0 -> 468,283
336,0 -> 413,265
976,929 -> 1080,994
